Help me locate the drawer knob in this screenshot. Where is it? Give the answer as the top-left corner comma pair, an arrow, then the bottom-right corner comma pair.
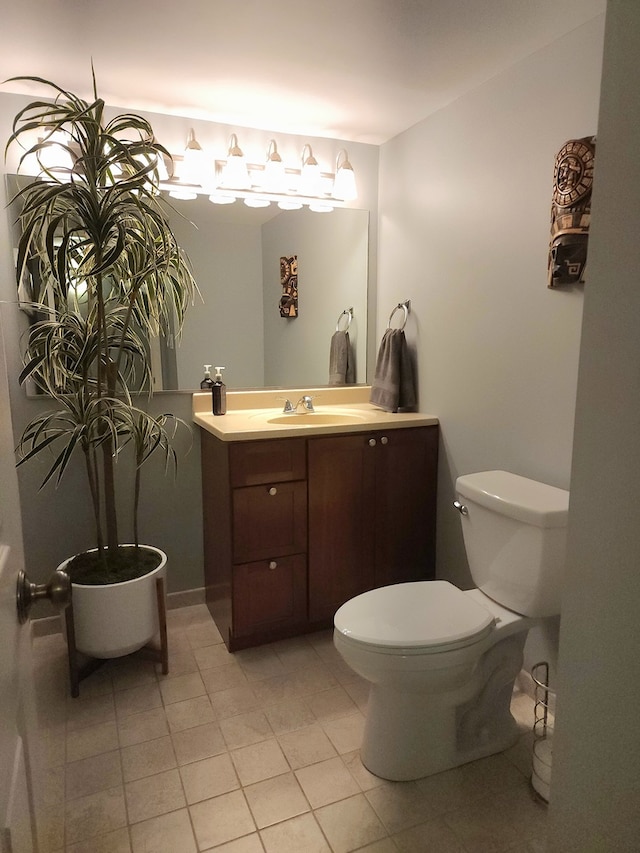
368,438 -> 376,447
381,436 -> 389,445
268,487 -> 277,496
269,561 -> 277,570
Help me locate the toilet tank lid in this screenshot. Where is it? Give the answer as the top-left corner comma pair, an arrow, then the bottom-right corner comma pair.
456,470 -> 569,528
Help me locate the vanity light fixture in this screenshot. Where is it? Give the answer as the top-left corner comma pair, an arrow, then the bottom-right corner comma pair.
261,139 -> 287,193
181,129 -> 205,185
277,200 -> 304,211
220,133 -> 251,190
299,143 -> 323,197
333,149 -> 357,201
36,129 -> 75,175
160,134 -> 356,211
244,197 -> 271,208
208,192 -> 236,205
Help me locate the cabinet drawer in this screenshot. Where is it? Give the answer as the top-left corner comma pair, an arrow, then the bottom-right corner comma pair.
232,480 -> 307,563
229,439 -> 306,488
233,554 -> 307,637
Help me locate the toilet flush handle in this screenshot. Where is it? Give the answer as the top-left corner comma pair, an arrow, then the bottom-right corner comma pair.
453,500 -> 468,516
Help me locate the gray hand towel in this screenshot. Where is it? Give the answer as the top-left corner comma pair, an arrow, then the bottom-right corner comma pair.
369,328 -> 416,412
329,330 -> 355,385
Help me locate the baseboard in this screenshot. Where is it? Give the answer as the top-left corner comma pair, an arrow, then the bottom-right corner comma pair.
166,587 -> 206,610
30,586 -> 207,638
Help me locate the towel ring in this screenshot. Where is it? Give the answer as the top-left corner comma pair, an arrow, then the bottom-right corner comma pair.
387,300 -> 410,331
336,307 -> 353,332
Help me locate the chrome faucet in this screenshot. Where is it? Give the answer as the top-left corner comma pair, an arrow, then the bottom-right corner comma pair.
281,395 -> 315,413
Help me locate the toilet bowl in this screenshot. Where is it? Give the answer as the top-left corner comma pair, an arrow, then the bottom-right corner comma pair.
333,470 -> 569,781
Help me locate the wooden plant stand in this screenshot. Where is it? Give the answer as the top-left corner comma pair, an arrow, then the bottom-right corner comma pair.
65,576 -> 169,698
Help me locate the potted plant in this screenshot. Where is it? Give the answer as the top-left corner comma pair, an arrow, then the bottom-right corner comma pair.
6,74 -> 198,668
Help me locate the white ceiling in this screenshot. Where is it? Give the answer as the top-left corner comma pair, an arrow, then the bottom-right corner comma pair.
2,0 -> 605,145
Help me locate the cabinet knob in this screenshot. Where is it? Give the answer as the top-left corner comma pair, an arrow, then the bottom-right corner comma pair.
381,436 -> 389,445
269,561 -> 277,570
268,487 -> 277,496
368,438 -> 377,447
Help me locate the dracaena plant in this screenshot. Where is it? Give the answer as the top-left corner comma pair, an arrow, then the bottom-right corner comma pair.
6,73 -> 198,578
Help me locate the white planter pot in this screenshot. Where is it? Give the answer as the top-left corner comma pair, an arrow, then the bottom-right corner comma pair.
61,545 -> 167,659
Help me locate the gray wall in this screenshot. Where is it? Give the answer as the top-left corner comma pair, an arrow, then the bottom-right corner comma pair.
376,16 -> 605,678
549,2 -> 640,848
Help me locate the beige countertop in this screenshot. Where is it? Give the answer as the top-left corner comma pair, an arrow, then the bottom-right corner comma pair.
193,386 -> 438,442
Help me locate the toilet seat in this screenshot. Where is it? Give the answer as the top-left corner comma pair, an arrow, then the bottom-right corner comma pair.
334,580 -> 495,655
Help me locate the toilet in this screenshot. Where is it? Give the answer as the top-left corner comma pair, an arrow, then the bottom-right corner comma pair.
333,470 -> 569,781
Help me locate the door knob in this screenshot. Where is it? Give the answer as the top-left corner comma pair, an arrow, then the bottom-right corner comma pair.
16,569 -> 71,624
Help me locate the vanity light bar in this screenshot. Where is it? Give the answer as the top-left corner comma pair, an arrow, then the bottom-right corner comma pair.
161,134 -> 356,209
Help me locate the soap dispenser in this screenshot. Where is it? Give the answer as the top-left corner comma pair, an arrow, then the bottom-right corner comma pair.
212,366 -> 227,416
200,365 -> 214,390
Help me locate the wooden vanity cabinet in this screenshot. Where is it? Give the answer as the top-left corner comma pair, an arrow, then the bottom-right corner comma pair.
307,427 -> 438,622
201,432 -> 308,650
201,424 -> 438,650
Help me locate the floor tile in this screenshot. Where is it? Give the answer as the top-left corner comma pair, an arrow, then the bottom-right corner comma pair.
129,807 -> 197,853
125,767 -> 186,823
180,752 -> 240,804
64,785 -> 127,845
314,792 -> 388,853
277,723 -> 337,769
171,720 -> 228,765
193,643 -> 234,670
66,720 -> 119,763
210,684 -> 261,719
231,737 -> 290,786
260,812 -> 331,852
355,840 -> 399,852
305,685 -> 358,722
114,682 -> 162,718
295,756 -> 360,808
220,710 -> 274,750
117,706 -> 170,747
65,693 -> 116,732
186,621 -> 225,649
264,698 -> 317,735
121,734 -> 177,782
200,661 -> 249,694
270,637 -> 324,672
65,749 -> 123,800
206,834 -> 265,852
365,780 -> 435,834
165,694 -> 216,732
190,789 -> 256,849
158,649 -> 199,678
321,711 -> 366,754
158,671 -> 206,705
393,816 -> 467,852
110,656 -> 158,692
234,645 -> 287,681
244,771 -> 310,829
66,826 -> 132,853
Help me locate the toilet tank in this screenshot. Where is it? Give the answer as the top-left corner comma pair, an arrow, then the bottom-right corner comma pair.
455,471 -> 569,617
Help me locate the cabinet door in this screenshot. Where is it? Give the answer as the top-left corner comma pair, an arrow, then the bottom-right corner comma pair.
233,480 -> 307,563
308,434 -> 376,622
233,555 -> 307,638
373,426 -> 438,587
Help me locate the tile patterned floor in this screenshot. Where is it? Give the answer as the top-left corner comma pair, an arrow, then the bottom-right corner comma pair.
33,605 -> 548,852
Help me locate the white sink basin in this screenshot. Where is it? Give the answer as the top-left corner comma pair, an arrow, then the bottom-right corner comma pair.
252,410 -> 368,426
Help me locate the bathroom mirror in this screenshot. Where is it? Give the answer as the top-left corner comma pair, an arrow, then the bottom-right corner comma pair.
7,175 -> 370,394
162,196 -> 369,392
